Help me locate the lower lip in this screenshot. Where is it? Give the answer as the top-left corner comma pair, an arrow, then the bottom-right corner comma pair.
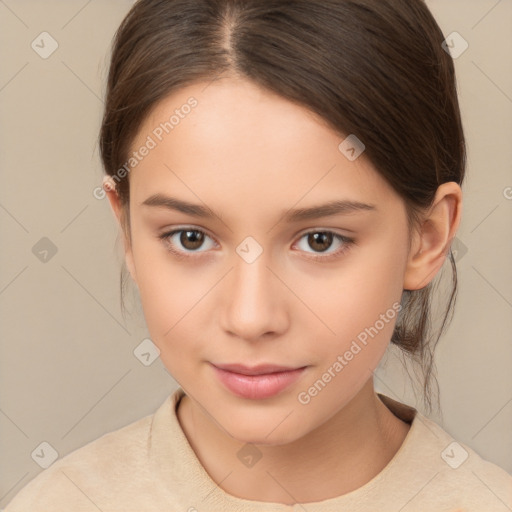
211,364 -> 307,400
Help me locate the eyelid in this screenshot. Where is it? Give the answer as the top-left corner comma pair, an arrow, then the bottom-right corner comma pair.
158,224 -> 216,239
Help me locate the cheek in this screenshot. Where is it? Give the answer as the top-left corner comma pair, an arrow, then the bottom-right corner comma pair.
296,260 -> 404,417
319,237 -> 406,329
136,267 -> 202,381
304,234 -> 407,381
129,238 -> 201,351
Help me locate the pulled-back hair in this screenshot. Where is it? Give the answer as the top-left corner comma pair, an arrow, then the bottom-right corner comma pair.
99,0 -> 466,414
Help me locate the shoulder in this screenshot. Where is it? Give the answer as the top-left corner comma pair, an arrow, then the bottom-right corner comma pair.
404,412 -> 512,510
3,403 -> 163,512
378,394 -> 512,510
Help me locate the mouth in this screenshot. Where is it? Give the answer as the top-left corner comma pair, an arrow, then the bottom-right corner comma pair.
210,362 -> 308,399
212,362 -> 306,375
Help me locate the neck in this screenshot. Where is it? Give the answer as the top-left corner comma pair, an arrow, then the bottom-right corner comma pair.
177,378 -> 411,505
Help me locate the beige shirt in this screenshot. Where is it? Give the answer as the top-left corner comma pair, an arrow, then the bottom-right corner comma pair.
4,387 -> 512,511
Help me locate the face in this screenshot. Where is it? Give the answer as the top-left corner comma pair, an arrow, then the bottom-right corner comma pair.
118,77 -> 413,445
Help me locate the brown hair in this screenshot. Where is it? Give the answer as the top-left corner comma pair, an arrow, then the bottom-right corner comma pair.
99,0 -> 466,415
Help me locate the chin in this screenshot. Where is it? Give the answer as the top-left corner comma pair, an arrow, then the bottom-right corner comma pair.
217,412 -> 306,447
234,430 -> 297,447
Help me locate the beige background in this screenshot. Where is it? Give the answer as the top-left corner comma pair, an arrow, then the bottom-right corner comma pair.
0,0 -> 511,507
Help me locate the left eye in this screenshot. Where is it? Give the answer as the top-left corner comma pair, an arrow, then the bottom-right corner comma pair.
293,230 -> 354,260
159,228 -> 354,260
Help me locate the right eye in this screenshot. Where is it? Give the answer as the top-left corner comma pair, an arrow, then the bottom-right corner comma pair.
158,228 -> 217,257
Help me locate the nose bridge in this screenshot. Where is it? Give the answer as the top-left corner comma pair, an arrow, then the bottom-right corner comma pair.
221,240 -> 286,340
231,242 -> 274,309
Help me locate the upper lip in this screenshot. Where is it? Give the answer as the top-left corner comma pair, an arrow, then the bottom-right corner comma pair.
211,363 -> 306,376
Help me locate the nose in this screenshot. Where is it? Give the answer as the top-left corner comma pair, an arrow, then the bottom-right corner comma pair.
220,251 -> 289,343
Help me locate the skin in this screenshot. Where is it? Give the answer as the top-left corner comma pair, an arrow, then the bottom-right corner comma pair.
105,76 -> 462,505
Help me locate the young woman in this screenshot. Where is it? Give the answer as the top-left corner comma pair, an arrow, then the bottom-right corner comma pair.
5,0 -> 511,510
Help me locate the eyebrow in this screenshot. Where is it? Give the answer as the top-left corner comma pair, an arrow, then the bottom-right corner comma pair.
141,194 -> 376,222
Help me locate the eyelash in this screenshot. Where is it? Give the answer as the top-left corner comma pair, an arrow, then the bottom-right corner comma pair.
158,227 -> 355,262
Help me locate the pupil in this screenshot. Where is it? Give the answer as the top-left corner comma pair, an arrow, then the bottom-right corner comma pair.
309,232 -> 332,252
181,230 -> 204,250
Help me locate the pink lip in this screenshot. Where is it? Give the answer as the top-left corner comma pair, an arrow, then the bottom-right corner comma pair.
210,363 -> 307,399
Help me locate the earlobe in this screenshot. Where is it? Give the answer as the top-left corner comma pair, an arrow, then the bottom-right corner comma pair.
103,176 -> 138,286
403,182 -> 462,291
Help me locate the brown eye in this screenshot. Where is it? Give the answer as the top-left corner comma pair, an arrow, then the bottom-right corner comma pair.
159,228 -> 216,256
294,230 -> 355,261
307,232 -> 334,253
178,230 -> 205,250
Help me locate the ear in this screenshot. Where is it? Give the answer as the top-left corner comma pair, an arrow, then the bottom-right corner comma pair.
103,176 -> 138,286
403,181 -> 463,291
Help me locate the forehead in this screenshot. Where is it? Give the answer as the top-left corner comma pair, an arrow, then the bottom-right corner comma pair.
127,77 -> 400,217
